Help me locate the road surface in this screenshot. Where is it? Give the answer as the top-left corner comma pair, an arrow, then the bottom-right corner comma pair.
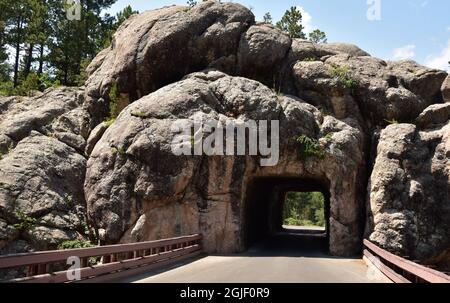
121,231 -> 389,283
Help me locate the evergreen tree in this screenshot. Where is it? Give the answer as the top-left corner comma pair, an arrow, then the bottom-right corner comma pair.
47,0 -> 117,85
263,12 -> 273,24
0,0 -> 11,81
187,0 -> 198,7
6,0 -> 33,87
21,0 -> 47,79
114,5 -> 138,30
276,6 -> 306,39
309,29 -> 327,44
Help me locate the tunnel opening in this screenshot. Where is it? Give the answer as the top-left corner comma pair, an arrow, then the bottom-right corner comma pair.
282,191 -> 326,234
243,177 -> 331,254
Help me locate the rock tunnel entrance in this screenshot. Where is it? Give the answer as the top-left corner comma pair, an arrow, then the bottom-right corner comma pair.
243,177 -> 332,253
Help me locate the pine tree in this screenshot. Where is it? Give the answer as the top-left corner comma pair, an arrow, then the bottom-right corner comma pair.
263,12 -> 273,24
114,5 -> 138,30
21,0 -> 47,79
6,0 -> 34,87
187,0 -> 197,8
0,0 -> 11,81
47,0 -> 117,85
276,6 -> 306,39
309,29 -> 327,44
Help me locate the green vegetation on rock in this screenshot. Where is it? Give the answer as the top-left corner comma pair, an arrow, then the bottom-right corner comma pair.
296,135 -> 326,159
13,211 -> 37,231
108,82 -> 120,119
330,64 -> 358,89
57,239 -> 93,250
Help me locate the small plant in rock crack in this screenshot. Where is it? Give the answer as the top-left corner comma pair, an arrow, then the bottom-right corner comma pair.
302,56 -> 318,62
46,130 -> 58,139
296,135 -> 326,159
385,118 -> 399,125
330,64 -> 358,89
271,75 -> 283,96
131,111 -> 148,118
64,194 -> 74,207
108,82 -> 120,119
13,211 -> 38,231
323,132 -> 334,141
319,107 -> 332,117
103,118 -> 116,127
111,146 -> 126,155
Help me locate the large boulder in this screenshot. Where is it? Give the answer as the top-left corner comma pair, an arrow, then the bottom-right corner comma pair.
416,103 -> 450,128
442,75 -> 450,102
0,132 -> 88,253
237,24 -> 291,85
84,1 -> 255,124
0,87 -> 84,145
0,88 -> 91,256
292,55 -> 447,128
366,117 -> 450,267
286,40 -> 370,62
85,70 -> 366,256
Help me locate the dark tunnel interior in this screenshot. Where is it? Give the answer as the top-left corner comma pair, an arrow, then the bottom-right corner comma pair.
243,177 -> 331,254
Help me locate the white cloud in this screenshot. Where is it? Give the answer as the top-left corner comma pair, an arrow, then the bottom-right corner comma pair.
421,1 -> 429,7
447,26 -> 450,32
425,40 -> 450,71
296,6 -> 314,34
393,45 -> 416,60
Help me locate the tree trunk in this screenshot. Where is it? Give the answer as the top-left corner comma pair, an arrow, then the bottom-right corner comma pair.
84,0 -> 90,58
63,54 -> 68,85
23,43 -> 34,78
38,43 -> 44,75
13,16 -> 22,88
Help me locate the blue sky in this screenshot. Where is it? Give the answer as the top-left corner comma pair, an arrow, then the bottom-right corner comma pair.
107,0 -> 450,71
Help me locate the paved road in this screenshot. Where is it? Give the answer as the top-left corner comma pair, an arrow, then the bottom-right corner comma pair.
282,225 -> 325,231
122,232 -> 389,283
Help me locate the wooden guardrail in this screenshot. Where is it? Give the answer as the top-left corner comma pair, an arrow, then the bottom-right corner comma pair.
363,239 -> 450,283
0,234 -> 202,283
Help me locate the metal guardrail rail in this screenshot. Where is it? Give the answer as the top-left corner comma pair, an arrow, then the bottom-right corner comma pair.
363,239 -> 450,283
0,234 -> 202,283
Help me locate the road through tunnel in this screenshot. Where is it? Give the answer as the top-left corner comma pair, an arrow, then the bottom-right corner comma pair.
243,177 -> 332,254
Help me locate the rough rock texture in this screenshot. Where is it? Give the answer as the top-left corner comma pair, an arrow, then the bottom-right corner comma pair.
292,57 -> 447,128
85,70 -> 366,255
0,88 -> 84,145
237,24 -> 292,84
0,1 -> 449,267
0,132 -> 88,252
443,75 -> 450,102
0,88 -> 90,257
367,115 -> 450,266
84,1 -> 255,124
416,103 -> 450,128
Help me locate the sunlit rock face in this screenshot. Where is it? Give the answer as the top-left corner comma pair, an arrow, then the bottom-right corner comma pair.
1,1 -> 449,264
0,88 -> 89,258
367,110 -> 450,267
84,71 -> 366,255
